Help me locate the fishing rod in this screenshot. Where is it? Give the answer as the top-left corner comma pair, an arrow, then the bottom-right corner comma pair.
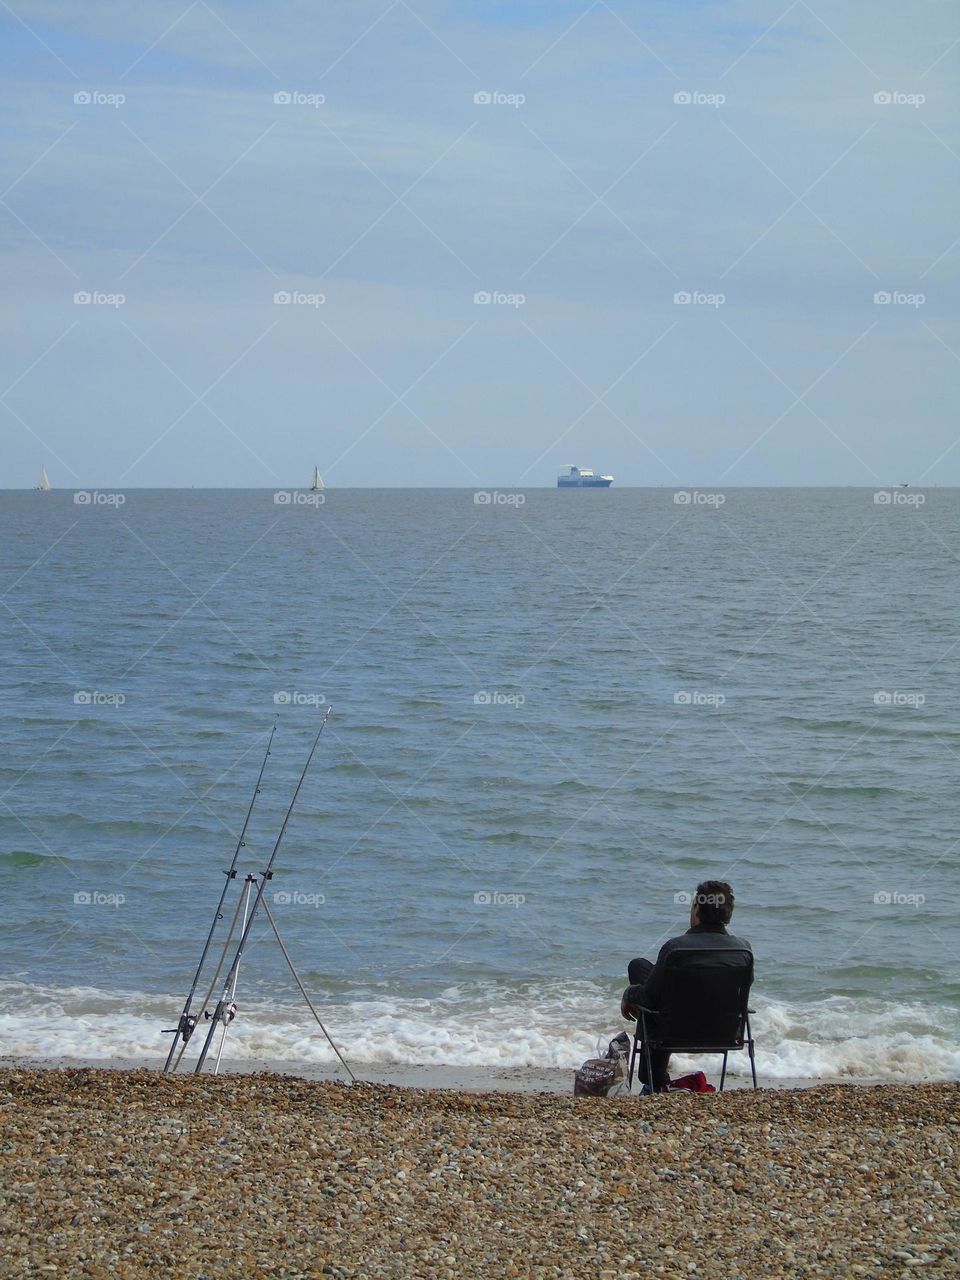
193,707 -> 332,1074
166,870 -> 253,1075
213,874 -> 257,1075
161,721 -> 277,1072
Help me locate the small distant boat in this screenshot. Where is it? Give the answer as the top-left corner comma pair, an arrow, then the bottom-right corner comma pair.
310,466 -> 324,492
36,466 -> 51,491
557,465 -> 613,489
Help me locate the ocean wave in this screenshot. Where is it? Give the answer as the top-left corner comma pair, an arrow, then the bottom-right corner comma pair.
793,784 -> 900,799
0,850 -> 51,868
0,980 -> 956,1082
774,717 -> 874,732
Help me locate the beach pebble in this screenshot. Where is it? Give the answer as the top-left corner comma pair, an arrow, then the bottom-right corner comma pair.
0,1070 -> 956,1278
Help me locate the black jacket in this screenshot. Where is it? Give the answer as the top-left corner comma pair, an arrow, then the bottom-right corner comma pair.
624,923 -> 752,1010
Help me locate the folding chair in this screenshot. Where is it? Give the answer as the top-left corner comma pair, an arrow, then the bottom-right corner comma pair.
627,947 -> 757,1093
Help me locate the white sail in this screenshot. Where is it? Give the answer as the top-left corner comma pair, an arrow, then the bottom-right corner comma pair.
37,466 -> 51,491
311,466 -> 324,491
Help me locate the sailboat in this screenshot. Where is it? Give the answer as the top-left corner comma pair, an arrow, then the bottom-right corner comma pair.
36,466 -> 51,491
310,466 -> 324,492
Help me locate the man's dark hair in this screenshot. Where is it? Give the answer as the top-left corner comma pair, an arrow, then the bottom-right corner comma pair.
694,880 -> 734,926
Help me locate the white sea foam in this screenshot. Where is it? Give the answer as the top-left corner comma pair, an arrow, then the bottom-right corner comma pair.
1,980 -> 957,1080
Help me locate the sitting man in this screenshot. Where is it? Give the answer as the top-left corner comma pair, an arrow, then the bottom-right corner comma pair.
620,880 -> 751,1091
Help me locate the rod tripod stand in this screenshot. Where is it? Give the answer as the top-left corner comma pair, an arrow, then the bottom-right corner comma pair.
167,870 -> 355,1081
161,711 -> 355,1082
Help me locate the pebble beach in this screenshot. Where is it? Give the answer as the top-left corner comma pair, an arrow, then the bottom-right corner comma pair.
1,1069 -> 957,1279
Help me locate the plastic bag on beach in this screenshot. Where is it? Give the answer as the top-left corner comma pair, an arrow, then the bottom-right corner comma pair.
573,1032 -> 631,1097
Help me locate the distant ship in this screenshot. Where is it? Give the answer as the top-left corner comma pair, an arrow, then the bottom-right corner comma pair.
36,466 -> 51,491
310,466 -> 324,492
557,465 -> 613,488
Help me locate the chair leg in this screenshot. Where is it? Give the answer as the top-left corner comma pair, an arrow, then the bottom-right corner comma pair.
628,1032 -> 639,1092
719,1052 -> 728,1092
746,1015 -> 758,1089
642,1015 -> 656,1094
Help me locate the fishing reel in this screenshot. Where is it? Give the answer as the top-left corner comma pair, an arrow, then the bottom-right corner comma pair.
162,1014 -> 197,1043
204,1000 -> 238,1025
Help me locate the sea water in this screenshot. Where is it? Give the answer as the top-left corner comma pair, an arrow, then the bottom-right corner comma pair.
0,487 -> 957,1080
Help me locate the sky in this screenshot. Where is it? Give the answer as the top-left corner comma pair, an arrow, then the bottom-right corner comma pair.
0,0 -> 957,487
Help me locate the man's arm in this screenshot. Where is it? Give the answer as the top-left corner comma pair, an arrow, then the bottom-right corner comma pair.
621,942 -> 672,1018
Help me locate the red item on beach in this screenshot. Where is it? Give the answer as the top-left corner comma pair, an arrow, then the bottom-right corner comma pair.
667,1071 -> 716,1094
